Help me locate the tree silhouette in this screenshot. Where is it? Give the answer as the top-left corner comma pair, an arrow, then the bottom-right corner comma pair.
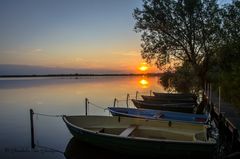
133,0 -> 222,86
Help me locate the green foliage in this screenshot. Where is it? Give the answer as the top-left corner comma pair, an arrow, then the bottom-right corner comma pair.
220,68 -> 240,109
221,0 -> 240,44
215,42 -> 240,108
160,62 -> 201,93
212,0 -> 240,108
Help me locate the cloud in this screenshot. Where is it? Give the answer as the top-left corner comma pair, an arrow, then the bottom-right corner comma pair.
75,58 -> 84,62
0,48 -> 43,55
31,48 -> 43,53
112,50 -> 139,56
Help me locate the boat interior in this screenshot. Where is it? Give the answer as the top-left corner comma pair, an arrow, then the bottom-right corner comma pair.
88,126 -> 207,142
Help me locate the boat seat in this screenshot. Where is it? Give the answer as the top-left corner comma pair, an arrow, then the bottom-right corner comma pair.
119,125 -> 137,137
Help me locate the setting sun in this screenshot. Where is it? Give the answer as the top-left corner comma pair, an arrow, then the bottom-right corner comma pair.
139,66 -> 148,71
138,62 -> 149,72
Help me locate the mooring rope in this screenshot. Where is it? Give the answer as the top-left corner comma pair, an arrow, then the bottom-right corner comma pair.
117,99 -> 127,102
88,101 -> 107,110
33,112 -> 63,118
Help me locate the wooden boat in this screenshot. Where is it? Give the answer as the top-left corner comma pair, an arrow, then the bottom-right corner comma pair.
141,95 -> 197,104
63,115 -> 216,158
132,99 -> 196,113
108,107 -> 209,124
153,92 -> 197,100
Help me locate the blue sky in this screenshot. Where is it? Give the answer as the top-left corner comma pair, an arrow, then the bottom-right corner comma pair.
0,0 -> 232,75
0,0 -> 146,74
0,0 -> 141,49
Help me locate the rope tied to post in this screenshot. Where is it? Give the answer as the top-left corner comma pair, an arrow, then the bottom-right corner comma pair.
117,99 -> 128,102
33,112 -> 63,118
88,101 -> 107,111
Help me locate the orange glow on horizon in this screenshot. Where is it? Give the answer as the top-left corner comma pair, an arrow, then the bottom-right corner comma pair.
139,65 -> 148,71
138,62 -> 149,72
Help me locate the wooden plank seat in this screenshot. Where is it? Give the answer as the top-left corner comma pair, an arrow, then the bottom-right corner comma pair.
119,125 -> 138,137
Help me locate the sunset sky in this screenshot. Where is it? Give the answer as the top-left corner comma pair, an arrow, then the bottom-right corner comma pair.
0,0 -> 230,75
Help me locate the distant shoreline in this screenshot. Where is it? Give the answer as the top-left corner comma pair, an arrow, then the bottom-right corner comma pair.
0,73 -> 162,78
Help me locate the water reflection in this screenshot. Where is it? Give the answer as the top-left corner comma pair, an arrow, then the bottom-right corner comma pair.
64,137 -> 135,159
138,77 -> 149,88
0,76 -> 164,159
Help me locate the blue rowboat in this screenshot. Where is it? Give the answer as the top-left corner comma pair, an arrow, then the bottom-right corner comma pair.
108,107 -> 209,124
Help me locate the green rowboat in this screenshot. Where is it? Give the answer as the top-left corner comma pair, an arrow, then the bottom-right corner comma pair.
63,115 -> 217,158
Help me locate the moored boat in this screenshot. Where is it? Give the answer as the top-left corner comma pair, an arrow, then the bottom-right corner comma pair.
63,115 -> 216,158
141,95 -> 197,104
132,99 -> 196,113
108,107 -> 209,124
153,92 -> 197,100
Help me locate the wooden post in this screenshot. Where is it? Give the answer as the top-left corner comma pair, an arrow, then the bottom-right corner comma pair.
219,86 -> 221,113
126,93 -> 130,108
207,83 -> 210,104
209,84 -> 212,104
206,83 -> 209,99
204,82 -> 207,95
150,90 -> 152,96
135,91 -> 138,100
113,98 -> 117,107
85,98 -> 88,116
29,109 -> 35,149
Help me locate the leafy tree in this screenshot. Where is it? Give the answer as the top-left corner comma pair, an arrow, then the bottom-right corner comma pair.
221,0 -> 240,46
215,0 -> 240,108
160,62 -> 200,93
133,0 -> 222,87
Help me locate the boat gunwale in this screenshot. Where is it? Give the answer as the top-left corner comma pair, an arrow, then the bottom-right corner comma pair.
132,99 -> 196,108
152,92 -> 197,98
141,95 -> 197,102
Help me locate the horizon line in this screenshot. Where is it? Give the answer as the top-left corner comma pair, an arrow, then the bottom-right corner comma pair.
0,72 -> 162,78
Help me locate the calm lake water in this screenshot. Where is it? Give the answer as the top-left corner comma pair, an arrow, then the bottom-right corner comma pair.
0,76 -> 164,159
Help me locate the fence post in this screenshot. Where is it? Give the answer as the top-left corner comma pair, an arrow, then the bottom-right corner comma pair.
126,93 -> 130,108
204,82 -> 207,96
113,98 -> 117,107
150,90 -> 152,96
209,83 -> 212,104
206,83 -> 209,99
219,86 -> 221,113
207,83 -> 210,104
85,98 -> 88,116
29,109 -> 35,149
136,91 -> 138,100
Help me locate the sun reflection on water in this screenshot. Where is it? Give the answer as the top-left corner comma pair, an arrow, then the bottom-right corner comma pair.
139,78 -> 149,88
